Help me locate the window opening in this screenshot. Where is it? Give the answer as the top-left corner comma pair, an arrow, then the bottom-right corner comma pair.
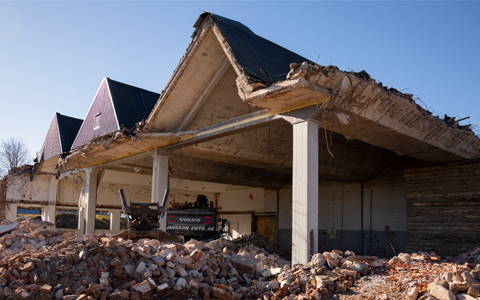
95,210 -> 111,230
94,113 -> 101,130
55,209 -> 78,229
16,206 -> 41,220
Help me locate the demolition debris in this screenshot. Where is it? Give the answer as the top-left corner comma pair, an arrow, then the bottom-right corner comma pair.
0,219 -> 480,300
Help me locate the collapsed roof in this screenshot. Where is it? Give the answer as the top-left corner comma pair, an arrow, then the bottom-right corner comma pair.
57,12 -> 480,174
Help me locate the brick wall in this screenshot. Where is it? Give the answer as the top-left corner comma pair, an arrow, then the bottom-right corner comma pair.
404,161 -> 480,257
0,173 -> 8,222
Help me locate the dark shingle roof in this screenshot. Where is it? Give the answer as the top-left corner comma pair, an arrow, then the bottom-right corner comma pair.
56,113 -> 83,152
201,13 -> 312,85
37,113 -> 83,161
107,78 -> 160,129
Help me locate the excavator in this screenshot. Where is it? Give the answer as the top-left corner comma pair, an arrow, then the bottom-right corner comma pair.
115,189 -> 183,242
116,189 -> 222,242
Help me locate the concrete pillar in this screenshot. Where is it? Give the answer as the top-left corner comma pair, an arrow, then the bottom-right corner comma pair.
292,120 -> 319,264
110,210 -> 121,234
6,204 -> 17,220
77,205 -> 85,233
151,149 -> 169,231
42,176 -> 57,223
82,167 -> 99,234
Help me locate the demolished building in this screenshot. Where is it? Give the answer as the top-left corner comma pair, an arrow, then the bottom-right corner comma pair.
1,12 -> 480,265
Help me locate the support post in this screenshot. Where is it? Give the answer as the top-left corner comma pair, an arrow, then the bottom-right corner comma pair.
292,120 -> 319,264
151,149 -> 169,230
82,167 -> 99,234
110,210 -> 121,234
42,176 -> 58,223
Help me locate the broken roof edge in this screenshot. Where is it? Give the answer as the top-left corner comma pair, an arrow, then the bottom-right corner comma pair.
241,61 -> 480,162
58,110 -> 283,171
57,127 -> 198,171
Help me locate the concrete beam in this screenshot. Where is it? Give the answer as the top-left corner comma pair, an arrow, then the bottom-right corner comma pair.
292,120 -> 319,264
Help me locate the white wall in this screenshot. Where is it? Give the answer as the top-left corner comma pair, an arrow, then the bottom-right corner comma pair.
4,174 -> 50,221
59,176 -> 82,206
363,178 -> 406,232
6,174 -> 50,201
318,182 -> 361,237
277,178 -> 406,232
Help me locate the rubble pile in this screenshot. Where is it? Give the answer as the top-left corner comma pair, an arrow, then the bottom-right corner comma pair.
0,219 -> 385,300
354,250 -> 480,300
1,218 -> 480,300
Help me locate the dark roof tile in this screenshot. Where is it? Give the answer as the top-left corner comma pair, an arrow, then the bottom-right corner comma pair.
107,78 -> 160,129
208,13 -> 312,85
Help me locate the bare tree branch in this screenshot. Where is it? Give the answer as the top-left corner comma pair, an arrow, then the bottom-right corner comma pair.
0,137 -> 30,175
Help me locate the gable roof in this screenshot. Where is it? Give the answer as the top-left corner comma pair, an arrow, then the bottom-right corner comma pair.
146,12 -> 313,132
107,78 -> 160,129
196,13 -> 312,85
37,113 -> 83,162
71,77 -> 160,149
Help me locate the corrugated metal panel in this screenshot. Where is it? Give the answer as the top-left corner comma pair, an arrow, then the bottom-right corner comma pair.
71,80 -> 119,149
56,114 -> 83,153
37,114 -> 61,161
107,78 -> 160,129
210,13 -> 312,84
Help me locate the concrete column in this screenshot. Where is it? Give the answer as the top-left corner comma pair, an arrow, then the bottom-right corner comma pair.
292,120 -> 319,264
110,210 -> 121,234
83,167 -> 99,234
42,176 -> 58,223
6,204 -> 17,220
77,205 -> 85,233
151,149 -> 169,231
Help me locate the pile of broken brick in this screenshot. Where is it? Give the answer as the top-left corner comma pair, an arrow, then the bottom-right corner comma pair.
379,250 -> 480,300
1,218 -> 480,300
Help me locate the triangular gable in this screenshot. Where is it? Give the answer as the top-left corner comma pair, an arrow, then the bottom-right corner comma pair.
145,12 -> 311,133
37,113 -> 82,162
71,78 -> 119,149
37,113 -> 61,162
71,78 -> 160,150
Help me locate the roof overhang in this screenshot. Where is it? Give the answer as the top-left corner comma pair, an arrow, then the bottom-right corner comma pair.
238,62 -> 480,163
59,111 -> 283,170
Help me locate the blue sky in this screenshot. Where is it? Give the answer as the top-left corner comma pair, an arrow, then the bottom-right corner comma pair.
1,1 -> 479,161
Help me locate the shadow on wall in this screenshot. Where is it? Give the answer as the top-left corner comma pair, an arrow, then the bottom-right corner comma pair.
318,226 -> 406,257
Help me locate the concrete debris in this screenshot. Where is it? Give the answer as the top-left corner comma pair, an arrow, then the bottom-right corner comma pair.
1,219 -> 480,299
